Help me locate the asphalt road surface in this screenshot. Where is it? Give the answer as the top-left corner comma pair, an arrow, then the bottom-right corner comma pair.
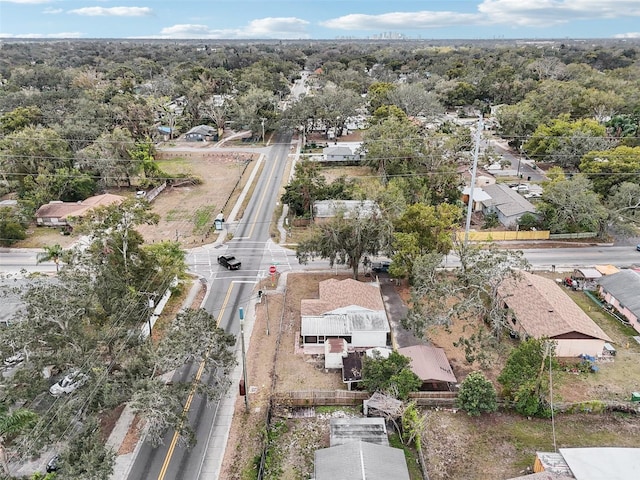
127,130 -> 293,480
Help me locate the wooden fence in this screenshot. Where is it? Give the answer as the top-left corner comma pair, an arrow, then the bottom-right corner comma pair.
273,390 -> 369,406
409,391 -> 458,407
272,390 -> 458,407
457,230 -> 550,242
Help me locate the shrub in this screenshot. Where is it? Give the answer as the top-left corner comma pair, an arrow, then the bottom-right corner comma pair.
456,371 -> 498,416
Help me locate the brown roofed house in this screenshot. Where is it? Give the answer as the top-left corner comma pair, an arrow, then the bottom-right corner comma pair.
35,194 -> 125,227
498,271 -> 611,357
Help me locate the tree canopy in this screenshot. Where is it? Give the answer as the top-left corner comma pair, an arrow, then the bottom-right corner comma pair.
361,351 -> 421,400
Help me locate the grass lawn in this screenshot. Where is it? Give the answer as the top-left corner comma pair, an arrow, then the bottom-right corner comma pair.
424,410 -> 640,479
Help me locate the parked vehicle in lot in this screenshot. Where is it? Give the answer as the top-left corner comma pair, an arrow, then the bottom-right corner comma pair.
46,454 -> 61,473
217,254 -> 241,270
511,184 -> 530,192
371,261 -> 391,273
3,352 -> 24,368
49,370 -> 88,396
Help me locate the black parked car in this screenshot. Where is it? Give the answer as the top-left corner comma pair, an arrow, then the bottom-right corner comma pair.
217,254 -> 241,270
371,261 -> 391,273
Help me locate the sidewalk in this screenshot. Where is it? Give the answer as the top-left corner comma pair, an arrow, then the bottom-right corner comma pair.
107,134 -> 293,480
107,277 -> 205,479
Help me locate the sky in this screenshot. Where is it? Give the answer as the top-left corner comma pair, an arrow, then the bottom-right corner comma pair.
1,0 -> 639,40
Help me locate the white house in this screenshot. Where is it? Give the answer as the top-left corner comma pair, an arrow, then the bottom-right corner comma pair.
300,278 -> 390,351
480,184 -> 538,227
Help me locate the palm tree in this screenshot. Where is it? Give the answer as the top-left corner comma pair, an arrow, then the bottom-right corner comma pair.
37,244 -> 64,272
0,406 -> 37,475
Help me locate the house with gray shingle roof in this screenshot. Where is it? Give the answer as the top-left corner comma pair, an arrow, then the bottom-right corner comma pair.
322,145 -> 360,162
481,183 -> 538,227
314,440 -> 410,480
597,269 -> 640,334
300,279 -> 390,351
498,271 -> 611,357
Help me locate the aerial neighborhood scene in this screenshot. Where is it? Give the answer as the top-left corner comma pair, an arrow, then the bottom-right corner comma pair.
1,1 -> 640,479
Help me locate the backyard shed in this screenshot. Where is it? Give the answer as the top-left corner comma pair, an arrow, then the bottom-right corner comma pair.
397,345 -> 457,390
329,417 -> 388,447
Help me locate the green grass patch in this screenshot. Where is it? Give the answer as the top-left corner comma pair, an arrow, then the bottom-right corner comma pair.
315,406 -> 360,415
192,205 -> 217,233
261,420 -> 288,480
165,209 -> 184,222
389,433 -> 423,480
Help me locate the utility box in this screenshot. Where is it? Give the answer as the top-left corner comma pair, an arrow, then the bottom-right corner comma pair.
631,392 -> 640,402
214,213 -> 225,231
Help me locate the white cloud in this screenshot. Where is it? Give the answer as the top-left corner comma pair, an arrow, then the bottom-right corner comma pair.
243,17 -> 309,37
321,11 -> 480,30
322,0 -> 640,31
478,0 -> 640,27
0,32 -> 83,38
614,32 -> 640,38
43,7 -> 62,14
68,6 -> 152,17
158,17 -> 310,39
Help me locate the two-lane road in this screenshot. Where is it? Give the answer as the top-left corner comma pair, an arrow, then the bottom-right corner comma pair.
128,131 -> 293,480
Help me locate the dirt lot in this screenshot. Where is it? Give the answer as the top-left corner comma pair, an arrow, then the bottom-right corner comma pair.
13,147 -> 259,249
220,270 -> 640,480
138,150 -> 258,247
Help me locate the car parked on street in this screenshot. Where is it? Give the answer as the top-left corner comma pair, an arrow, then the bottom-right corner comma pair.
217,254 -> 241,270
636,244 -> 640,252
49,370 -> 88,396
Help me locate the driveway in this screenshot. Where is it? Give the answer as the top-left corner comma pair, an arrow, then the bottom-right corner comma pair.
378,274 -> 425,348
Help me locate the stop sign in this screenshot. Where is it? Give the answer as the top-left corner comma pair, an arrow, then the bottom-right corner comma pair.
269,265 -> 277,274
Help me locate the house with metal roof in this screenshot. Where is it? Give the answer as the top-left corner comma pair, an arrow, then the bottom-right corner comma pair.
480,183 -> 538,227
184,124 -> 218,142
300,279 -> 390,352
498,271 -> 612,357
597,269 -> 640,334
329,418 -> 389,447
313,440 -> 410,480
534,447 -> 640,479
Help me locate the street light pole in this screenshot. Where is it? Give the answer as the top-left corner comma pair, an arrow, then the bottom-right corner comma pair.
239,307 -> 249,412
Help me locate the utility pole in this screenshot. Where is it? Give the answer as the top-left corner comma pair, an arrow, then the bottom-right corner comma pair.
464,116 -> 484,246
239,307 -> 249,412
265,294 -> 270,336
